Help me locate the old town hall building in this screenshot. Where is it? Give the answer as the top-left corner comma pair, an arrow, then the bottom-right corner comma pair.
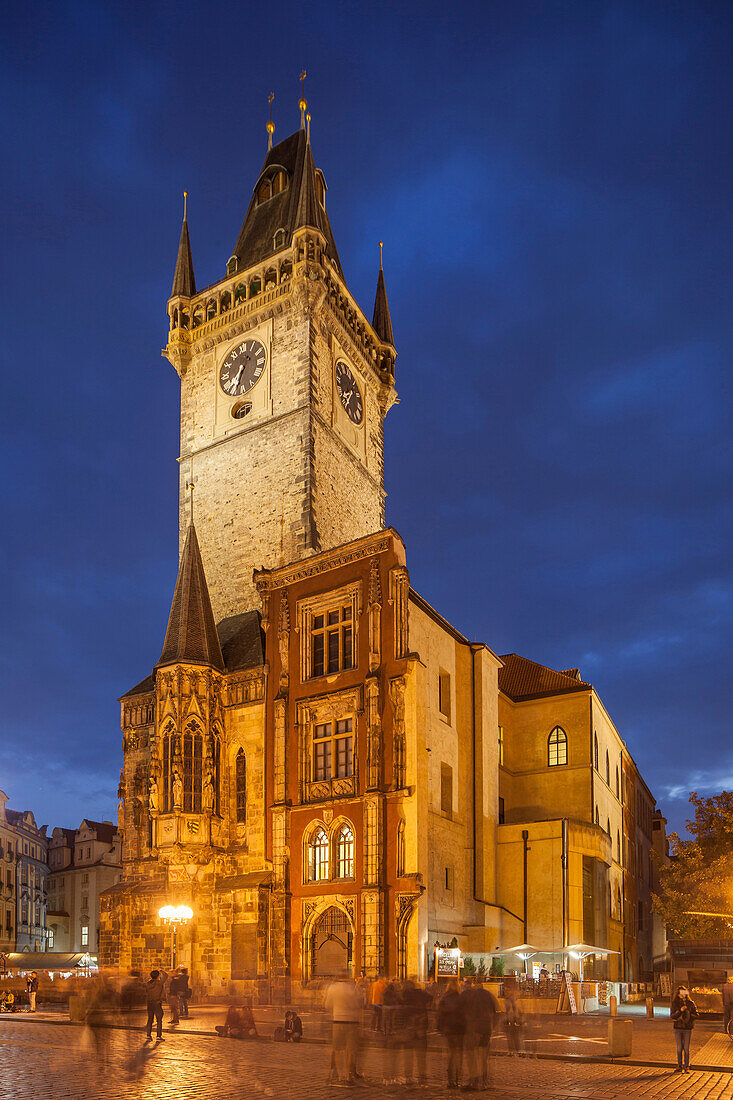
100,100 -> 660,994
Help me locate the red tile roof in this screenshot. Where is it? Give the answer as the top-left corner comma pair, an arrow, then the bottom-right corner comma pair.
499,653 -> 592,701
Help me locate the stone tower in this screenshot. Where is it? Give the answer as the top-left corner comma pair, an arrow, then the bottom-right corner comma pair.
164,110 -> 397,621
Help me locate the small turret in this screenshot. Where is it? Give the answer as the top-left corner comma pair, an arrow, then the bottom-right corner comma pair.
372,242 -> 395,347
157,523 -> 224,672
171,191 -> 196,299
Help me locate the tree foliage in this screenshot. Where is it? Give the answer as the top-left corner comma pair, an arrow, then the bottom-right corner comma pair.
652,791 -> 733,938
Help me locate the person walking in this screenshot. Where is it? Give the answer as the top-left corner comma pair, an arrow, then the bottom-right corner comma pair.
437,979 -> 465,1089
26,972 -> 38,1013
671,985 -> 698,1073
144,969 -> 168,1042
723,977 -> 733,1034
178,967 -> 191,1018
324,974 -> 362,1084
168,969 -> 182,1025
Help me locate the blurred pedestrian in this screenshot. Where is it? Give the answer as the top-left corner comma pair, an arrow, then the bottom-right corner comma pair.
145,969 -> 168,1042
671,985 -> 698,1073
178,967 -> 191,1018
437,979 -> 465,1089
722,976 -> 733,1034
503,986 -> 526,1056
462,978 -> 500,1088
26,972 -> 38,1013
324,973 -> 362,1084
168,968 -> 182,1025
402,979 -> 431,1085
370,972 -> 387,1031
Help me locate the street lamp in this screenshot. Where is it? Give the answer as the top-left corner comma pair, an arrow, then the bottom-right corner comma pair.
158,904 -> 193,970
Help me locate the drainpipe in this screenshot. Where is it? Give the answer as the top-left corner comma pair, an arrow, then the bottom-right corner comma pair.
562,818 -> 568,969
522,829 -> 529,943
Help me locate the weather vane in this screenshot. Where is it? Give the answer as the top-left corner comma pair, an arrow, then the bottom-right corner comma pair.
299,70 -> 307,127
267,92 -> 275,149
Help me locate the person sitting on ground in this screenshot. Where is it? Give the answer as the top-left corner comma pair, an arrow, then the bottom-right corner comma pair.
2,990 -> 15,1013
215,1001 -> 258,1038
284,1009 -> 302,1042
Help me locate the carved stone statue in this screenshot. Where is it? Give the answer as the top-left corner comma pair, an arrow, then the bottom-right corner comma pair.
148,774 -> 159,814
202,764 -> 215,813
172,767 -> 183,810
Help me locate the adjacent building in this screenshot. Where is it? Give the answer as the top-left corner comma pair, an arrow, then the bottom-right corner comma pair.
3,804 -> 48,953
100,104 -> 665,994
47,820 -> 122,955
0,792 -> 18,954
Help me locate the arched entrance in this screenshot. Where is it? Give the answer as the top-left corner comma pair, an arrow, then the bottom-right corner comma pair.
311,906 -> 353,978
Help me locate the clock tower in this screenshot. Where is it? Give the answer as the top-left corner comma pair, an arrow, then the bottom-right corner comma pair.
164,105 -> 397,621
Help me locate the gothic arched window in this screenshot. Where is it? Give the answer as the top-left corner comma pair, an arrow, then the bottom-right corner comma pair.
547,727 -> 567,767
594,733 -> 599,772
616,766 -> 620,799
335,824 -> 354,879
182,726 -> 203,813
308,826 -> 329,882
605,751 -> 610,786
212,734 -> 221,815
236,750 -> 246,824
162,728 -> 175,812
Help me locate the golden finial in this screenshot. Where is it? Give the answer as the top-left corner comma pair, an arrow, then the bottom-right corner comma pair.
379,241 -> 384,270
188,480 -> 195,526
266,92 -> 275,150
183,191 -> 188,220
306,112 -> 311,141
299,69 -> 307,128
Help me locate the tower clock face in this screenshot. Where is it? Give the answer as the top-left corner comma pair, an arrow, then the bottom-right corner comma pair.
335,360 -> 363,425
219,339 -> 267,397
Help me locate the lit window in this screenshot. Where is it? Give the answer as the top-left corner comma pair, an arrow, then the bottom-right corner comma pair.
81,925 -> 89,946
47,929 -> 54,949
311,605 -> 353,677
498,726 -> 504,766
308,826 -> 329,882
236,750 -> 247,824
548,727 -> 567,767
313,720 -> 353,781
335,824 -> 355,879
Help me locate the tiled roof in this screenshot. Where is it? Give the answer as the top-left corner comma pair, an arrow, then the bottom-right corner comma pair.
230,128 -> 341,274
157,524 -> 225,673
80,820 -> 118,845
499,653 -> 592,701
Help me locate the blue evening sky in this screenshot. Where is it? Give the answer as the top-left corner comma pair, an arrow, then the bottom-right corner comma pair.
1,1 -> 731,836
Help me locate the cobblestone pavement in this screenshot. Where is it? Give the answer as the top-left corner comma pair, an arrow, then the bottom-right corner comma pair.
3,1021 -> 733,1100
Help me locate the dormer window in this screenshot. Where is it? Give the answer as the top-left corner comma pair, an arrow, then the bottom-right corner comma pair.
255,167 -> 289,207
316,170 -> 326,208
274,228 -> 286,250
226,256 -> 238,276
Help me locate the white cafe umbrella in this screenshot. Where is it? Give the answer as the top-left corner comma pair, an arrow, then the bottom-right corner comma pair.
495,943 -> 542,975
565,943 -> 620,981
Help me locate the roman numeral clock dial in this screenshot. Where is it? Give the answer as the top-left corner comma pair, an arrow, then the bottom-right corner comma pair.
335,360 -> 363,425
219,339 -> 267,402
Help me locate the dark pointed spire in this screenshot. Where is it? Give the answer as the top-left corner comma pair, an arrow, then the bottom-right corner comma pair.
372,242 -> 395,347
171,192 -> 196,299
157,524 -> 224,672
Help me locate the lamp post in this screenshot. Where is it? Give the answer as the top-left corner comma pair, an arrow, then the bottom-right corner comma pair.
158,905 -> 193,970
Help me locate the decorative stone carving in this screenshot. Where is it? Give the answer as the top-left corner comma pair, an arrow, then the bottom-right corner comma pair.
278,594 -> 290,693
323,809 -> 333,825
255,536 -> 391,595
274,696 -> 287,804
172,767 -> 183,810
202,764 -> 215,813
366,678 -> 381,790
148,774 -> 159,814
389,566 -> 409,659
390,677 -> 406,789
368,558 -> 382,673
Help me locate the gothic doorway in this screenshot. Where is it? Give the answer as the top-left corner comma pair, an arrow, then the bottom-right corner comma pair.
311,906 -> 353,978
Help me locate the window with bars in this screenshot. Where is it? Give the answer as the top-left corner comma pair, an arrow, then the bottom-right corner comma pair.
310,605 -> 353,678
313,720 -> 353,781
548,727 -> 568,767
236,750 -> 247,824
308,826 -> 329,882
335,824 -> 355,879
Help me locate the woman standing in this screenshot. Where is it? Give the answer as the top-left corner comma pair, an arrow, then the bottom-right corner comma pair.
671,985 -> 699,1072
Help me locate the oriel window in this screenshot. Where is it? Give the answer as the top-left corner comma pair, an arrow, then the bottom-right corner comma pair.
313,720 -> 354,781
311,605 -> 353,677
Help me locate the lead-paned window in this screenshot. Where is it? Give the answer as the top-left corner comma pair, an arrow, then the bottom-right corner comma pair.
309,826 -> 329,882
313,720 -> 353,780
335,824 -> 355,879
236,750 -> 247,823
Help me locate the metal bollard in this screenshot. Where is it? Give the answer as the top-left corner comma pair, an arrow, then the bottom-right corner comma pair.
609,995 -> 617,1016
646,996 -> 654,1019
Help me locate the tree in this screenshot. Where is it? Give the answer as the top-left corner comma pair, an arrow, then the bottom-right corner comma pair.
653,791 -> 733,938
